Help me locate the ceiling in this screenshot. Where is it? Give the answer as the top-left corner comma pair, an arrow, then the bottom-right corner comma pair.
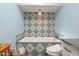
18,3 -> 63,12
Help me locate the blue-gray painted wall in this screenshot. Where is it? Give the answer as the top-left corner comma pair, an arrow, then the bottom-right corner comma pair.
55,3 -> 79,38
0,3 -> 24,49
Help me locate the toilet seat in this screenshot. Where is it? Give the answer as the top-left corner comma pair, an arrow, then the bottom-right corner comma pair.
46,44 -> 62,56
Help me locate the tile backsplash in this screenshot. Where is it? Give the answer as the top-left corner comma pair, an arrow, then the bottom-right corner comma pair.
24,12 -> 55,37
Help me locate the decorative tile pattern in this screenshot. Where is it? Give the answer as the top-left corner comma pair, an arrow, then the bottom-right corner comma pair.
30,32 -> 36,37
31,13 -> 36,18
43,32 -> 48,37
30,19 -> 35,25
43,13 -> 48,18
37,32 -> 42,37
49,32 -> 54,37
43,19 -> 48,24
31,49 -> 39,56
37,26 -> 42,31
37,19 -> 42,25
26,44 -> 34,52
49,20 -> 54,24
36,44 -> 44,52
24,32 -> 29,37
49,12 -> 55,19
24,26 -> 29,31
17,44 -> 23,48
30,26 -> 36,31
41,49 -> 47,56
24,19 -> 29,25
24,12 -> 30,19
43,25 -> 48,31
24,12 -> 55,37
49,26 -> 54,31
17,43 -> 56,56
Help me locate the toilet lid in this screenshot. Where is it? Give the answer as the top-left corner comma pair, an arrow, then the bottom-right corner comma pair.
46,44 -> 62,53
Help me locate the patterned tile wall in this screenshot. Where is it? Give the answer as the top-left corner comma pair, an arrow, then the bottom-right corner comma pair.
24,12 -> 55,37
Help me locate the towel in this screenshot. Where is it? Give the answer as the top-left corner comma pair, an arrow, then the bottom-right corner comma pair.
18,47 -> 26,55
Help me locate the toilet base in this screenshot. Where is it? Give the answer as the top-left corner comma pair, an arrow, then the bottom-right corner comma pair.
46,50 -> 62,56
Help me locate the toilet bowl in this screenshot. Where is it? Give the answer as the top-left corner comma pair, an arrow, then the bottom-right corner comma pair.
46,44 -> 62,56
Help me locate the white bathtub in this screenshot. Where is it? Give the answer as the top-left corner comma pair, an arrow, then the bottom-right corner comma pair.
18,37 -> 61,43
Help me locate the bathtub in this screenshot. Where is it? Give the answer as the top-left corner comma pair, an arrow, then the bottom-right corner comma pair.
17,37 -> 62,56
18,37 -> 61,43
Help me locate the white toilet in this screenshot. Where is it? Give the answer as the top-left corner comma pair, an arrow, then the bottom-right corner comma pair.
46,44 -> 62,56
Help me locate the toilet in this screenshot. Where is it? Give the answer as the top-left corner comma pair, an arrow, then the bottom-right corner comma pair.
46,44 -> 62,56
